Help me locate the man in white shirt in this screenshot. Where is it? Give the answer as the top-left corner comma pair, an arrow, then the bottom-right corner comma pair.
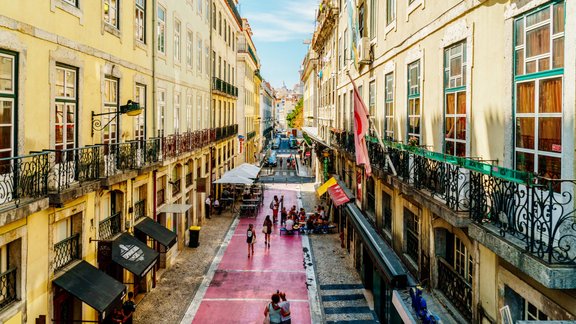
213,198 -> 221,215
285,217 -> 295,231
205,195 -> 211,219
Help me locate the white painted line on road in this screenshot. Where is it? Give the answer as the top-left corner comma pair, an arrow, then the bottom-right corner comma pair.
202,298 -> 309,302
179,216 -> 240,324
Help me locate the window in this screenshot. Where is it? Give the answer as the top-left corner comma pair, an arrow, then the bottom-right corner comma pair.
157,6 -> 166,54
157,88 -> 165,136
366,176 -> 375,218
104,0 -> 119,29
187,30 -> 193,67
0,51 -> 16,159
343,29 -> 349,64
134,84 -> 145,141
103,77 -> 118,144
504,286 -> 549,321
369,0 -> 376,39
205,45 -> 210,77
196,95 -> 202,130
135,0 -> 145,43
386,0 -> 396,25
197,0 -> 202,15
381,191 -> 392,233
174,92 -> 180,133
205,0 -> 210,22
224,20 -> 227,43
212,50 -> 216,76
212,4 -> 216,30
454,236 -> 473,283
186,93 -> 192,131
174,20 -> 181,62
0,240 -> 20,307
218,11 -> 222,36
55,64 -> 78,151
444,42 -> 467,157
514,2 -> 564,180
368,80 -> 376,136
384,72 -> 394,140
404,208 -> 419,265
407,60 -> 421,144
63,0 -> 78,7
197,35 -> 202,74
358,2 -> 365,37
338,37 -> 342,70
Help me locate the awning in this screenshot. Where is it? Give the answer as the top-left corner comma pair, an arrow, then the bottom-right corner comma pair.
316,177 -> 337,196
302,127 -> 331,148
157,204 -> 192,214
213,175 -> 254,185
328,183 -> 351,207
112,233 -> 159,277
345,203 -> 408,287
53,260 -> 125,315
134,217 -> 177,248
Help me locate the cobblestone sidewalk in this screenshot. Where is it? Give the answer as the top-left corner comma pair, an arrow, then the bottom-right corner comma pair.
133,211 -> 236,324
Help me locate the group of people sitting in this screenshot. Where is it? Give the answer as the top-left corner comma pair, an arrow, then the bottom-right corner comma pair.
281,205 -> 330,234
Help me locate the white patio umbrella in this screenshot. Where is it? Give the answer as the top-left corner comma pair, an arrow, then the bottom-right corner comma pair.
225,168 -> 257,179
212,174 -> 254,185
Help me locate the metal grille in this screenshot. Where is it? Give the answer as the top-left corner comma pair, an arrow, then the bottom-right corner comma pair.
134,200 -> 146,220
0,268 -> 17,309
405,208 -> 419,264
53,233 -> 80,272
99,212 -> 121,240
438,257 -> 472,320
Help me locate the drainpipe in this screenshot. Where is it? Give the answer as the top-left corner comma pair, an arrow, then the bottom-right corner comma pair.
152,0 -> 158,289
209,0 -> 214,198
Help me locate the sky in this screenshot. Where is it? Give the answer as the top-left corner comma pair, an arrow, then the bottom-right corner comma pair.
238,0 -> 318,89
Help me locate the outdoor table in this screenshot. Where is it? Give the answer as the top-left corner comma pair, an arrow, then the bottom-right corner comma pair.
239,204 -> 258,217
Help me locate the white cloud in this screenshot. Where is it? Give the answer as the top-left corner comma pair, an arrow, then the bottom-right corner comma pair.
242,0 -> 317,43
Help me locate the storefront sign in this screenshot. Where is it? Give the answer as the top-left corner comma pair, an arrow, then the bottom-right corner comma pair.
97,241 -> 112,265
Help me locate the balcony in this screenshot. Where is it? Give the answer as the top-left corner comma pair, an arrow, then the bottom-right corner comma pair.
185,173 -> 193,187
171,179 -> 181,196
53,233 -> 80,272
214,124 -> 239,142
311,0 -> 338,52
0,152 -> 49,206
437,258 -> 472,321
161,129 -> 213,161
0,268 -> 17,309
99,212 -> 121,240
134,199 -> 146,221
359,136 -> 576,288
226,0 -> 242,27
212,77 -> 238,98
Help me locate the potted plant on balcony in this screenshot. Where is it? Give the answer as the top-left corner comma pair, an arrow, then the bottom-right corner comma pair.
408,136 -> 419,147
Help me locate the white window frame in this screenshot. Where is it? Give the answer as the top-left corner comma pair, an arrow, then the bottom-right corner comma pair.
0,52 -> 16,159
55,64 -> 78,151
444,41 -> 467,157
384,72 -> 394,140
134,83 -> 145,141
157,5 -> 166,54
186,30 -> 193,68
157,88 -> 166,136
186,93 -> 192,131
103,0 -> 119,29
174,19 -> 181,62
174,92 -> 181,133
135,0 -> 145,43
103,77 -> 118,144
407,60 -> 421,144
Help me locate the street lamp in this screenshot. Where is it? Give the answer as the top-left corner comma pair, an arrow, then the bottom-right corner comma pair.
91,100 -> 142,137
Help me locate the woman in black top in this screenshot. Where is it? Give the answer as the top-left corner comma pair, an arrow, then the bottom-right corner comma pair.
247,224 -> 256,258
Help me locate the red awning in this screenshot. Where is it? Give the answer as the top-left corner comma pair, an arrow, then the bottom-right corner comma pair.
328,184 -> 350,207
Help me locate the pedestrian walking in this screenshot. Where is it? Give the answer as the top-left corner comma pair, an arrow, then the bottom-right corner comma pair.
262,215 -> 272,247
280,207 -> 288,226
270,196 -> 279,224
205,195 -> 212,219
247,224 -> 256,258
213,198 -> 221,215
279,157 -> 283,168
264,294 -> 283,324
279,292 -> 291,324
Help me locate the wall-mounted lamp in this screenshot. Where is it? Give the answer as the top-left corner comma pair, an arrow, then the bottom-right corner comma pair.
91,100 -> 142,137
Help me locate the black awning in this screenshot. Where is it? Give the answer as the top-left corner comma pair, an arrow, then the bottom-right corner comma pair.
53,260 -> 125,314
112,233 -> 159,277
134,217 -> 177,248
345,203 -> 408,288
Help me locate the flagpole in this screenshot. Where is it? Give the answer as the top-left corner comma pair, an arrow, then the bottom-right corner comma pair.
346,71 -> 397,176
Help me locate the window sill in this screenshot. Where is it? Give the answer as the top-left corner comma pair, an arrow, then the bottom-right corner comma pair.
384,20 -> 396,36
52,0 -> 83,23
406,0 -> 424,20
104,24 -> 121,38
135,40 -> 147,51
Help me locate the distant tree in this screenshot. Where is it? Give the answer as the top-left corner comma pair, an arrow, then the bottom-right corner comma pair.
286,98 -> 304,129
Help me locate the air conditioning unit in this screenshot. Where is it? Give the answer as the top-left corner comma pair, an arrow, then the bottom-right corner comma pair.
358,37 -> 372,64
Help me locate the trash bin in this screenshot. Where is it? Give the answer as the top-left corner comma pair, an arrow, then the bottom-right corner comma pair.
189,226 -> 201,248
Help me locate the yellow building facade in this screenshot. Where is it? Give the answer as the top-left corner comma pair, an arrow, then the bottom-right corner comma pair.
305,0 -> 576,322
0,0 -> 253,323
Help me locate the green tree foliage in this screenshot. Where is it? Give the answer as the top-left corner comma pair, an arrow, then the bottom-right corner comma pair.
286,98 -> 304,129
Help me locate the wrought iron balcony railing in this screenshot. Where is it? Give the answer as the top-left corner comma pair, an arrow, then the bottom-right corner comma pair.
134,199 -> 146,221
212,77 -> 238,97
157,188 -> 165,207
46,146 -> 101,192
0,267 -> 17,308
247,131 -> 256,141
363,137 -> 576,265
99,212 -> 121,240
185,173 -> 193,187
437,258 -> 472,321
53,233 -> 80,272
103,142 -> 139,177
171,179 -> 181,196
0,152 -> 49,205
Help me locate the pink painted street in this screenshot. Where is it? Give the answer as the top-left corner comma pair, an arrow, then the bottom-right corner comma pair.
189,187 -> 311,324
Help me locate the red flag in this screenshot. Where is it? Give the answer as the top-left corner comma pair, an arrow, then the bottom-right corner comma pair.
353,81 -> 372,177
